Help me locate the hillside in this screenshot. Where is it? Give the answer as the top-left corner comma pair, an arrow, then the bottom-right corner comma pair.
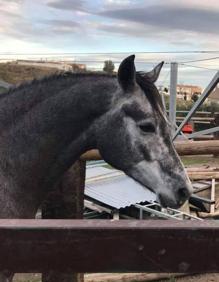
0,62 -> 60,85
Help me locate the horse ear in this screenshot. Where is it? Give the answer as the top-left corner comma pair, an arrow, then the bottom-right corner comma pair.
144,61 -> 164,83
118,55 -> 136,91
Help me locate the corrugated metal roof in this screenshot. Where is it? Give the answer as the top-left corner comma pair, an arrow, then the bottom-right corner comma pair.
86,166 -> 117,179
0,79 -> 12,89
85,167 -> 156,209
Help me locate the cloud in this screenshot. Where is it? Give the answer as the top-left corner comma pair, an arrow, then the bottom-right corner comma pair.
94,20 -> 218,51
0,0 -> 23,34
42,19 -> 83,34
99,4 -> 219,35
103,0 -> 140,10
46,0 -> 86,12
0,0 -> 23,14
169,0 -> 219,11
0,0 -> 83,41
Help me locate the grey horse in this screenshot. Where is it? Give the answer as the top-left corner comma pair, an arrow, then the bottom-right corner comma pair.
0,55 -> 192,281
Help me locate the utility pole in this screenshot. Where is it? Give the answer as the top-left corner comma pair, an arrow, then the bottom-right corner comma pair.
169,62 -> 178,137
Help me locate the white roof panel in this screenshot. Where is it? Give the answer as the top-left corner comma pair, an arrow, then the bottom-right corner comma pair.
85,167 -> 156,209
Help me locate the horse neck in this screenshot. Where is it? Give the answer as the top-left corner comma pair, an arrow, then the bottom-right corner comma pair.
0,74 -> 116,189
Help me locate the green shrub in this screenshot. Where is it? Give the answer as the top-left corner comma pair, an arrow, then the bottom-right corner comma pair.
164,94 -> 219,113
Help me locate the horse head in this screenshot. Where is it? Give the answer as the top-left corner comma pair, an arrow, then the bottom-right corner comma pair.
95,55 -> 193,208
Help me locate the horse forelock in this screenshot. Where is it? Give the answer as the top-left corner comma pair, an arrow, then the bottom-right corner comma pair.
136,72 -> 168,123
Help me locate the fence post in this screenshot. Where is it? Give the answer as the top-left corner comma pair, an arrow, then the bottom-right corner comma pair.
41,160 -> 86,282
213,112 -> 219,157
214,112 -> 219,139
169,62 -> 178,137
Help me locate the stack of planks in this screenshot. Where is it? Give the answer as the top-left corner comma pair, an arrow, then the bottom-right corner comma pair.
186,167 -> 219,180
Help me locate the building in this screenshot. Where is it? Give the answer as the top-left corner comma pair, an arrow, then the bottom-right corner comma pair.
71,63 -> 86,72
16,60 -> 86,72
177,84 -> 202,101
209,87 -> 219,102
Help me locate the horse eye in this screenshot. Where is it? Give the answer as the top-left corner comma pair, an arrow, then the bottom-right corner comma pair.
139,123 -> 156,133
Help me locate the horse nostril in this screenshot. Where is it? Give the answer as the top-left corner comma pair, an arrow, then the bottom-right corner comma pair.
178,187 -> 189,200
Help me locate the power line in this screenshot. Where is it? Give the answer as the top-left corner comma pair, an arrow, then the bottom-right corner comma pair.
1,53 -> 218,69
179,63 -> 219,71
0,58 -> 167,64
70,60 -> 158,64
1,56 -> 218,71
181,56 -> 219,64
0,51 -> 219,56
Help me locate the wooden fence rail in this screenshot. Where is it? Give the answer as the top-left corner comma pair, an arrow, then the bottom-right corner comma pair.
81,140 -> 219,160
1,219 -> 219,273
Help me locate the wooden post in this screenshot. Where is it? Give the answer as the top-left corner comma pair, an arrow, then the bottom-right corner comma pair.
213,112 -> 219,157
212,112 -> 219,158
210,179 -> 215,214
214,112 -> 219,140
42,160 -> 86,282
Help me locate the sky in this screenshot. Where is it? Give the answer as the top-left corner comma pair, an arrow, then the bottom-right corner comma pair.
0,0 -> 219,88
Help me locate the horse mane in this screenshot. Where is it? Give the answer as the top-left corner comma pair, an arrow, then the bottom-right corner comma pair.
1,71 -> 115,97
2,71 -> 165,117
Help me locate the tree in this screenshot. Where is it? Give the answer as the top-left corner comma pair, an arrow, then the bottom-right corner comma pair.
103,60 -> 115,74
191,93 -> 199,102
164,87 -> 169,93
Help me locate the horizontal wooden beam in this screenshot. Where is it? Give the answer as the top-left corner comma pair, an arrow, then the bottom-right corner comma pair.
81,141 -> 219,160
187,171 -> 219,180
0,219 -> 219,273
80,149 -> 101,161
174,140 -> 219,156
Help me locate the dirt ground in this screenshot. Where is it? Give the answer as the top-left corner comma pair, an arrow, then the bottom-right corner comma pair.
163,273 -> 219,282
13,272 -> 219,282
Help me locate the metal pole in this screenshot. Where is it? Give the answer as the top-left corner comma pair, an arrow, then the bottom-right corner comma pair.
169,62 -> 178,136
187,126 -> 219,139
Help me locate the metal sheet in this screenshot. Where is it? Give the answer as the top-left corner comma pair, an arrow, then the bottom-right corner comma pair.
86,166 -> 113,179
85,168 -> 156,209
0,79 -> 12,89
